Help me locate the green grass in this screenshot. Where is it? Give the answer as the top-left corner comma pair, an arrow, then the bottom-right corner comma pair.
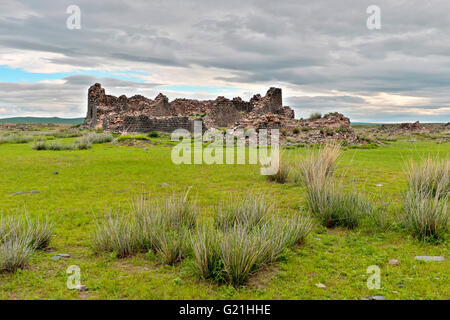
0,136 -> 448,299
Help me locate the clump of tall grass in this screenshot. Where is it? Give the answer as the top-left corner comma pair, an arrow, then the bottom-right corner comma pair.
405,156 -> 449,198
84,132 -> 114,144
0,237 -> 34,272
190,224 -> 223,280
191,192 -> 312,286
153,228 -> 189,265
92,213 -> 136,258
32,141 -> 76,151
266,152 -> 292,184
74,136 -> 93,150
93,191 -> 197,262
216,193 -> 270,231
297,143 -> 369,229
402,156 -> 449,242
0,134 -> 33,145
296,143 -> 341,185
308,183 -> 371,229
0,215 -> 52,272
402,188 -> 448,242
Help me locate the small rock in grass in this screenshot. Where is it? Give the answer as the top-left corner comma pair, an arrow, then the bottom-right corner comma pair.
51,253 -> 70,260
9,191 -> 26,196
398,284 -> 404,288
53,172 -> 59,175
375,184 -> 384,187
369,295 -> 386,300
315,283 -> 326,289
389,259 -> 400,265
72,284 -> 88,292
29,190 -> 40,194
392,291 -> 399,294
161,182 -> 170,187
314,237 -> 321,241
415,256 -> 445,262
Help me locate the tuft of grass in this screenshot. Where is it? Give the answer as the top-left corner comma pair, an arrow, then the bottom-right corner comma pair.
74,136 -> 93,150
0,236 -> 34,273
0,134 -> 33,145
308,112 -> 322,120
117,134 -> 150,142
85,132 -> 114,144
93,213 -> 136,258
402,188 -> 448,242
93,191 -> 197,261
405,156 -> 449,198
0,215 -> 52,272
219,225 -> 266,286
306,182 -> 371,229
190,224 -> 223,280
154,228 -> 189,265
295,143 -> 341,185
216,193 -> 270,231
266,153 -> 292,184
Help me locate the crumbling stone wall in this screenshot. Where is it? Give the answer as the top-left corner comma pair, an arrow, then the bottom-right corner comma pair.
84,83 -> 295,132
121,115 -> 201,133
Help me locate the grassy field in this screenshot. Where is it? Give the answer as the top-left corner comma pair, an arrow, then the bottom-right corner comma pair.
0,132 -> 448,300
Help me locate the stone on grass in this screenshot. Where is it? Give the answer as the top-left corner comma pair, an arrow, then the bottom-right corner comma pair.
29,190 -> 40,194
369,295 -> 386,300
389,259 -> 400,265
161,182 -> 170,187
315,283 -> 326,289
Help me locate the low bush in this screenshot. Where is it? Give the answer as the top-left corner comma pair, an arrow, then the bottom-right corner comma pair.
308,112 -> 322,120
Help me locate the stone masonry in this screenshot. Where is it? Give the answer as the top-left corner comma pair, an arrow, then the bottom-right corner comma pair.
84,83 -> 295,133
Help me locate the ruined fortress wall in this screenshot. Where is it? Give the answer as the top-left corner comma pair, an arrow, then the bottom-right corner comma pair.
122,115 -> 201,133
84,83 -> 295,132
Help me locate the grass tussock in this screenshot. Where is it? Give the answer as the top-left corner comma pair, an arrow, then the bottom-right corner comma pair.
0,134 -> 33,145
308,183 -> 371,229
402,156 -> 449,242
93,190 -> 197,262
402,188 -> 448,242
216,193 -> 270,231
405,156 -> 449,198
0,215 -> 52,272
191,192 -> 312,286
266,152 -> 292,184
295,143 -> 341,185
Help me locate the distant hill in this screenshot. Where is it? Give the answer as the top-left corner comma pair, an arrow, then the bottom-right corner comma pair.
0,117 -> 84,124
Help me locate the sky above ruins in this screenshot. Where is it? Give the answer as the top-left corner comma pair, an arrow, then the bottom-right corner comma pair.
0,0 -> 449,123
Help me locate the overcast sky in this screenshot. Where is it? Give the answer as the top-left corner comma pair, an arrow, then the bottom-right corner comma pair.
0,0 -> 449,123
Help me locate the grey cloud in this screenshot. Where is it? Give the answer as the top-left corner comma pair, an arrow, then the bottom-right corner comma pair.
0,0 -> 450,122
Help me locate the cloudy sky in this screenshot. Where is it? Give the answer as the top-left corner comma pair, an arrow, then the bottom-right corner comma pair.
0,0 -> 449,123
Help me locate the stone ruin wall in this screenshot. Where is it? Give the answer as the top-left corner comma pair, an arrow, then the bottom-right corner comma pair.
84,83 -> 294,133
